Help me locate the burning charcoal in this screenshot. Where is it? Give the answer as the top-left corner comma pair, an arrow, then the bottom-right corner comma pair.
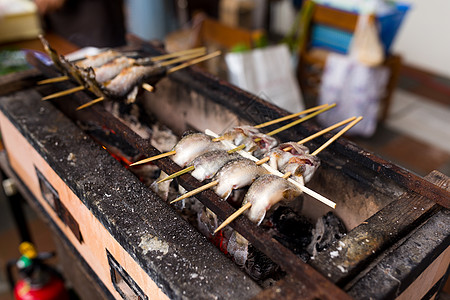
307,212 -> 347,257
227,231 -> 249,266
266,206 -> 313,261
245,245 -> 283,284
197,207 -> 219,238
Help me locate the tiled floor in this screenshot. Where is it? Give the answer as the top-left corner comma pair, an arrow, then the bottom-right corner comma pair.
0,69 -> 448,298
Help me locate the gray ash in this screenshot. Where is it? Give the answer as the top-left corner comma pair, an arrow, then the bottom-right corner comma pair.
307,212 -> 347,257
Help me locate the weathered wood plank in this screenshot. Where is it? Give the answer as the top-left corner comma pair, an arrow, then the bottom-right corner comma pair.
347,208 -> 450,299
311,171 -> 449,286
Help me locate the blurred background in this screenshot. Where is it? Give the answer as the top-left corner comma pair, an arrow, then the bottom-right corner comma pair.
0,0 -> 449,298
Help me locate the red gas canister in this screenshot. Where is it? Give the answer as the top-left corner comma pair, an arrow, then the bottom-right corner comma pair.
7,242 -> 70,300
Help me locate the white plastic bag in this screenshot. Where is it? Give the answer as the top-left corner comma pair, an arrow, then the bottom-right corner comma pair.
225,44 -> 304,113
318,53 -> 389,136
349,14 -> 384,67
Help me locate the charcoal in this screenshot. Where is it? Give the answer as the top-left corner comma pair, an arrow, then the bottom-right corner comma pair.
308,212 -> 347,257
245,245 -> 283,283
262,206 -> 313,261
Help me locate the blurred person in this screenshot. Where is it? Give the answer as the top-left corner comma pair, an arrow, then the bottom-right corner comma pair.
34,0 -> 126,48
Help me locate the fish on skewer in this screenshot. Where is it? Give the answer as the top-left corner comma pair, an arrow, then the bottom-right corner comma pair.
93,56 -> 136,83
212,158 -> 269,200
104,64 -> 166,100
132,125 -> 280,167
227,174 -> 302,265
280,154 -> 320,183
189,150 -> 241,182
221,125 -> 278,158
267,142 -> 310,170
244,175 -> 302,225
75,50 -> 122,68
37,36 -> 220,104
266,142 -> 320,183
159,114 -> 356,185
214,117 -> 363,235
171,133 -> 228,168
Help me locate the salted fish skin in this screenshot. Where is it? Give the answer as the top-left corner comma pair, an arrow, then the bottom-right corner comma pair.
213,158 -> 268,200
243,174 -> 301,225
190,150 -> 240,182
94,56 -> 135,83
76,50 -> 121,68
222,125 -> 278,158
267,142 -> 310,171
282,154 -> 320,183
105,65 -> 166,98
171,133 -> 226,167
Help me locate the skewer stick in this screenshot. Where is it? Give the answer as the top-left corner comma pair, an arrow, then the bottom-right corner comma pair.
282,172 -> 292,179
42,85 -> 85,100
253,104 -> 329,129
170,181 -> 218,204
158,107 -> 336,182
151,47 -> 207,62
264,103 -> 336,137
225,104 -> 336,152
212,104 -> 330,142
171,129 -> 336,208
286,116 -> 357,151
157,166 -> 195,183
159,50 -> 208,67
37,75 -> 69,85
255,116 -> 357,165
205,129 -> 335,208
167,51 -> 221,74
214,202 -> 252,234
311,116 -> 363,156
133,102 -> 332,167
214,171 -> 291,233
133,104 -> 323,166
76,83 -> 153,111
76,97 -> 105,111
226,144 -> 246,154
141,83 -> 155,93
130,151 -> 176,166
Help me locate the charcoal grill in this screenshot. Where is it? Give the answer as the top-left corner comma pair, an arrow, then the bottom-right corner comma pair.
0,37 -> 448,300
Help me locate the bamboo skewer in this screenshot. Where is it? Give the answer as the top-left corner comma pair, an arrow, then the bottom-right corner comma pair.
141,83 -> 155,93
170,181 -> 218,204
76,97 -> 105,111
213,117 -> 363,233
311,116 -> 363,156
157,166 -> 195,184
263,103 -> 336,137
158,50 -> 208,67
132,105 -> 333,167
130,151 -> 176,166
285,116 -> 357,151
167,51 -> 222,74
212,104 -> 330,142
37,75 -> 70,85
42,85 -> 85,100
253,104 -> 329,129
38,50 -> 205,86
213,202 -> 252,234
169,124 -> 337,207
150,47 -> 207,62
40,50 -> 214,107
255,116 -> 357,165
